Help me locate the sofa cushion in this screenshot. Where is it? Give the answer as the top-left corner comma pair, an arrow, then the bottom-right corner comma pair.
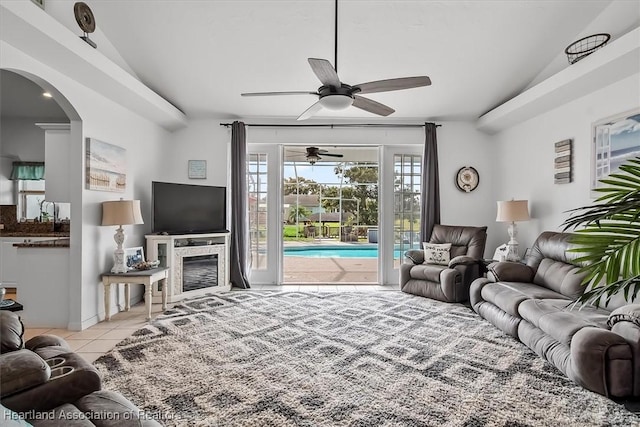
429,224 -> 487,259
27,403 -> 93,427
409,263 -> 448,282
1,312 -> 24,354
480,282 -> 567,317
518,299 -> 609,347
532,259 -> 587,300
75,390 -> 162,427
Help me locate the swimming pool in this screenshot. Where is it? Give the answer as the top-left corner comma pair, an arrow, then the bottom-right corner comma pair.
284,245 -> 402,258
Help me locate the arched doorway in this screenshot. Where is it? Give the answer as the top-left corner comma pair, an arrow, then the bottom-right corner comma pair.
1,68 -> 83,329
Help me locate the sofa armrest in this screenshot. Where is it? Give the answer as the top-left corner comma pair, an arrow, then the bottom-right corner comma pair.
0,349 -> 50,398
487,261 -> 534,282
0,311 -> 25,354
607,304 -> 640,328
571,327 -> 633,397
25,335 -> 72,360
404,250 -> 424,265
2,352 -> 101,412
25,335 -> 71,352
448,255 -> 478,268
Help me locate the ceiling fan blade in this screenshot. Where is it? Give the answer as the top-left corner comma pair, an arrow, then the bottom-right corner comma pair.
320,153 -> 344,158
353,95 -> 395,116
241,91 -> 319,97
297,100 -> 324,121
308,58 -> 341,88
354,76 -> 431,94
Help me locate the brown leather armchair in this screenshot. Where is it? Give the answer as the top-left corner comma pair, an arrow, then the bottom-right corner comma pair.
400,224 -> 487,302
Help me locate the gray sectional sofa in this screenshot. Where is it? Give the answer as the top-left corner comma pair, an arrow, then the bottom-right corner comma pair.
470,231 -> 640,398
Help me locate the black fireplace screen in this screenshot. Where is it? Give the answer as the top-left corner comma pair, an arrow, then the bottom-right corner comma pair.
182,254 -> 218,292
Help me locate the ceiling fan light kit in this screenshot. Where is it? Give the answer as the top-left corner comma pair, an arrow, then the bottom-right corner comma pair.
319,93 -> 354,110
296,146 -> 344,165
241,0 -> 431,120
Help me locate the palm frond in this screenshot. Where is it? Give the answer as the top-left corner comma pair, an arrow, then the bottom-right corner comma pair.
561,156 -> 640,307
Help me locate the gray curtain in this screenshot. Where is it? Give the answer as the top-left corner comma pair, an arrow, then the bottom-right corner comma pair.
420,122 -> 440,242
229,121 -> 250,289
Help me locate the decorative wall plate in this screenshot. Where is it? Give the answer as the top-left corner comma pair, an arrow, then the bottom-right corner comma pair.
455,166 -> 479,192
74,2 -> 96,33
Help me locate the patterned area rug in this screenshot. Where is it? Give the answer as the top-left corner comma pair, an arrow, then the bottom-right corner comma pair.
94,291 -> 639,426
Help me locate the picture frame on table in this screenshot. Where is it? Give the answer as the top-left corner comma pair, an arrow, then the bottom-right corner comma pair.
124,247 -> 145,270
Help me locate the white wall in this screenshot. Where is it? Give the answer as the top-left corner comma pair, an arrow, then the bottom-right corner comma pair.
163,119 -> 229,187
1,118 -> 45,161
1,41 -> 172,329
489,73 -> 640,255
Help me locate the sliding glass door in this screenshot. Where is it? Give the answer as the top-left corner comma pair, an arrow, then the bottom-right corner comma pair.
247,143 -> 421,286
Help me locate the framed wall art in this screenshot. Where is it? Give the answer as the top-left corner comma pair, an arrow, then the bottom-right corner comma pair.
188,160 -> 207,179
85,138 -> 127,192
591,108 -> 640,192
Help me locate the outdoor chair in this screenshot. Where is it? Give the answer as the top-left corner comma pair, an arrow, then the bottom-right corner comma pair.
400,224 -> 487,302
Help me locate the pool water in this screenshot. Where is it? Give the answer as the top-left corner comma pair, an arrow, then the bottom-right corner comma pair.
284,245 -> 403,258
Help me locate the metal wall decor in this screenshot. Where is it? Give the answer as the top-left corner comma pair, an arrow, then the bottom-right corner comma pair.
564,33 -> 610,64
455,166 -> 479,192
74,2 -> 97,48
554,139 -> 572,184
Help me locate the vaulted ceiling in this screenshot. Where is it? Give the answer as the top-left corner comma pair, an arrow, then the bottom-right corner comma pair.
17,1 -> 640,121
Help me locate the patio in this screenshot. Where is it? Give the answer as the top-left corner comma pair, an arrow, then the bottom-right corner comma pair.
283,255 -> 378,283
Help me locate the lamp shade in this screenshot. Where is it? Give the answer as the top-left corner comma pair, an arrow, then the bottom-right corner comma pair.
496,200 -> 530,222
101,200 -> 144,226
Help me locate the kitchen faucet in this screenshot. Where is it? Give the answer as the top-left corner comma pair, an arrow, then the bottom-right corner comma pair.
39,200 -> 57,222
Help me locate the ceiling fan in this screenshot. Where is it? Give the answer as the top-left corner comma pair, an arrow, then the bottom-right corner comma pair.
303,147 -> 344,165
241,0 -> 431,121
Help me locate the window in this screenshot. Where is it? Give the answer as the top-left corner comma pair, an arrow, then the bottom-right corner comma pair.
17,180 -> 45,221
394,154 -> 422,268
248,153 -> 268,270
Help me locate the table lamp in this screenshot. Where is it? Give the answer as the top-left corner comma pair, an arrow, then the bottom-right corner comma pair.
496,199 -> 530,262
102,199 -> 144,273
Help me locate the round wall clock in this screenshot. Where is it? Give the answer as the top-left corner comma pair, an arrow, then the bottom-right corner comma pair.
455,166 -> 479,193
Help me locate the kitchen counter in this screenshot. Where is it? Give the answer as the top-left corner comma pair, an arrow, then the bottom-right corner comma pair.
0,232 -> 70,238
13,238 -> 70,248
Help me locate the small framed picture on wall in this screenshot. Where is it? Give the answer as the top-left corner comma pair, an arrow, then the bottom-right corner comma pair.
188,160 -> 207,179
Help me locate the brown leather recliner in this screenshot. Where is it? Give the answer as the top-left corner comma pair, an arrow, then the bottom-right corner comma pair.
0,311 -> 162,426
400,224 -> 488,302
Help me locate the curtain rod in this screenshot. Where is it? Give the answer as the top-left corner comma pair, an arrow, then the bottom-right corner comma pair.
219,123 -> 441,128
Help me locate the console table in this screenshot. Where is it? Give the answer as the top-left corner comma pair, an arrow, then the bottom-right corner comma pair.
101,267 -> 169,321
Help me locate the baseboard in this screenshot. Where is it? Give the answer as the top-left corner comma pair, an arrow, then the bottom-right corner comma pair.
69,316 -> 97,331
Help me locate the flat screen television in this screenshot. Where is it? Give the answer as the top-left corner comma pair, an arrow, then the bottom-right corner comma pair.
152,181 -> 227,234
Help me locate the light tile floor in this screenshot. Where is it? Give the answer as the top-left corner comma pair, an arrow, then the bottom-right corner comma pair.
24,284 -> 399,364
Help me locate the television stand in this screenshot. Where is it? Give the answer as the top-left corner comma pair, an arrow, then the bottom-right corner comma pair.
145,232 -> 231,303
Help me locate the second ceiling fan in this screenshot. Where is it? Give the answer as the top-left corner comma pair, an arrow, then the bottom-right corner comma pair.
241,0 -> 432,121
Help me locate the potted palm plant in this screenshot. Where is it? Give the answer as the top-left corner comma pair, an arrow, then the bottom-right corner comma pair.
562,156 -> 640,306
